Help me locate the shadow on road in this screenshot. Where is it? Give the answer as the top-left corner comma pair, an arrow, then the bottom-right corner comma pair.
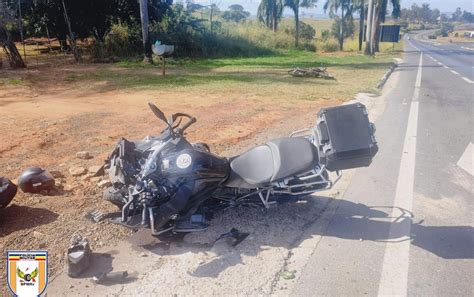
129,197 -> 472,278
324,199 -> 473,260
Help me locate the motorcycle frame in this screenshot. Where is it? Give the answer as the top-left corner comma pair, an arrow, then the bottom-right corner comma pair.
213,128 -> 342,209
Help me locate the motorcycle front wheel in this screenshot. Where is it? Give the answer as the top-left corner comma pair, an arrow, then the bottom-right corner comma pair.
103,186 -> 127,209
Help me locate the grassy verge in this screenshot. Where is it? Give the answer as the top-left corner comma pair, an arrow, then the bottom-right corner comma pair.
63,48 -> 400,101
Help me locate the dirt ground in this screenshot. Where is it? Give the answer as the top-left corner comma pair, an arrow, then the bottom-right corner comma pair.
0,55 -> 352,294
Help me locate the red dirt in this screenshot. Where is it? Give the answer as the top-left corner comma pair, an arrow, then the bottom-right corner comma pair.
0,62 -> 340,294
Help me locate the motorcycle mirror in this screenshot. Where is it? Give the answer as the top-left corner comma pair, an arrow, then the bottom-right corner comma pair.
148,102 -> 170,126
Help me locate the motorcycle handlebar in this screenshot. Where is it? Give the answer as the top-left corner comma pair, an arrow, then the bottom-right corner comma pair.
176,117 -> 196,135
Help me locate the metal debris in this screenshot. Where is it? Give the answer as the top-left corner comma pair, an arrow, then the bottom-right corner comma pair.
288,67 -> 336,80
92,271 -> 128,285
215,228 -> 250,247
66,235 -> 92,277
85,210 -> 105,223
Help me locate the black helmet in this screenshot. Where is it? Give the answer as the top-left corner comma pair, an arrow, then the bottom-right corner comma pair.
0,177 -> 17,208
18,167 -> 55,193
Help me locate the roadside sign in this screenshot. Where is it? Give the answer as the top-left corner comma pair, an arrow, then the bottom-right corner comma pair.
363,25 -> 401,43
380,25 -> 401,42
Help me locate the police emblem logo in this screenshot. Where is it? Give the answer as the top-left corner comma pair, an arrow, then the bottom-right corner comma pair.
7,251 -> 48,297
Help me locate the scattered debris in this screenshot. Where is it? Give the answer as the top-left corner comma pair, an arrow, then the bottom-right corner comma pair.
97,180 -> 112,188
85,210 -> 105,223
69,166 -> 87,177
215,228 -> 250,247
280,270 -> 296,280
92,271 -> 128,285
76,151 -> 91,159
66,235 -> 92,277
288,67 -> 336,80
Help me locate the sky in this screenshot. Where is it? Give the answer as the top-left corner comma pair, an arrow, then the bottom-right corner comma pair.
184,0 -> 473,17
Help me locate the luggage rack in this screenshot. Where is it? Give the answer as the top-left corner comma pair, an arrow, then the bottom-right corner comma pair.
260,165 -> 341,208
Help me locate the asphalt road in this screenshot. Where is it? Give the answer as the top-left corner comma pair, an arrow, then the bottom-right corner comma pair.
292,35 -> 473,296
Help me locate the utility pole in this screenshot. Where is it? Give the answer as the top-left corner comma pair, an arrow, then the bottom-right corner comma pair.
139,0 -> 153,64
17,0 -> 26,61
371,1 -> 379,53
62,0 -> 81,62
365,0 -> 374,55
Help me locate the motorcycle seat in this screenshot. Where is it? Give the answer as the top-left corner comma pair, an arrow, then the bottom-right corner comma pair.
227,137 -> 319,187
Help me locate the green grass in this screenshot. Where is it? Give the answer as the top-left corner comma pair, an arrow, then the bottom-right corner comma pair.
116,50 -> 395,71
0,78 -> 24,86
62,48 -> 399,103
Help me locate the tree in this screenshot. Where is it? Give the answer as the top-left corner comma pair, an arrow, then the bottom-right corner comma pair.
16,0 -> 172,43
222,4 -> 250,22
139,0 -> 153,63
373,0 -> 400,52
257,0 -> 284,32
462,11 -> 474,23
365,0 -> 400,54
365,0 -> 374,55
354,0 -> 366,51
452,7 -> 462,21
0,0 -> 25,68
229,4 -> 244,11
419,3 -> 432,23
324,0 -> 353,51
400,2 -> 441,24
285,0 -> 318,47
285,21 -> 316,40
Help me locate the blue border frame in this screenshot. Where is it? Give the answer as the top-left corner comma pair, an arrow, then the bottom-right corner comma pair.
6,250 -> 49,297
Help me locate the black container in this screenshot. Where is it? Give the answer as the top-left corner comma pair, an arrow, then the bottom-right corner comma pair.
315,103 -> 378,171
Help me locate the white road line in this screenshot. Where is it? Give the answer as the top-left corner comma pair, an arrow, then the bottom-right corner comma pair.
461,46 -> 474,51
450,70 -> 459,75
443,65 -> 449,69
462,77 -> 474,84
437,62 -> 443,66
378,53 -> 422,297
413,53 -> 423,101
457,143 -> 474,176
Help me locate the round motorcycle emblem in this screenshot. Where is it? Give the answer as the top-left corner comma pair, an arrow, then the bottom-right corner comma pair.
176,153 -> 192,169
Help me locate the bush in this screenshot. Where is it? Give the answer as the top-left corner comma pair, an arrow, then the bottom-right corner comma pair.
331,18 -> 354,40
321,29 -> 330,41
93,4 -> 318,60
284,21 -> 316,41
407,23 -> 425,31
321,38 -> 339,52
91,23 -> 141,59
438,23 -> 454,37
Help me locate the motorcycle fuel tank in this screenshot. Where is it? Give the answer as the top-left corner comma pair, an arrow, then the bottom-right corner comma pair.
161,148 -> 229,181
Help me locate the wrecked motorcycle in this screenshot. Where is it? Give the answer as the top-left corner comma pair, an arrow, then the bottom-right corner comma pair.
104,102 -> 378,235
